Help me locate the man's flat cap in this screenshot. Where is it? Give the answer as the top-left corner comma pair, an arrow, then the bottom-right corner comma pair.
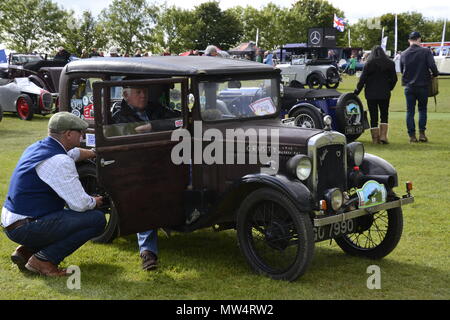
409,31 -> 421,40
48,112 -> 88,132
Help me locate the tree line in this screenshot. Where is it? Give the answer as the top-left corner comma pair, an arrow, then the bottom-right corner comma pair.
0,0 -> 448,56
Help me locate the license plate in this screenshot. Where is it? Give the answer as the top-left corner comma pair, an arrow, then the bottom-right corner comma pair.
314,219 -> 355,242
345,125 -> 363,134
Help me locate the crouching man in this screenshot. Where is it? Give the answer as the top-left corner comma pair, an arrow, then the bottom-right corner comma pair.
1,112 -> 106,276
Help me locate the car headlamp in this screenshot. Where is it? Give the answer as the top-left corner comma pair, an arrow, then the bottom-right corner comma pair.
325,188 -> 343,211
287,155 -> 312,181
346,142 -> 364,166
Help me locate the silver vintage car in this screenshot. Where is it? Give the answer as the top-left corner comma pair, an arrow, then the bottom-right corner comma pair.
0,77 -> 53,120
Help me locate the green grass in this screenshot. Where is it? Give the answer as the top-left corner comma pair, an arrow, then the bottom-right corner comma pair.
0,77 -> 449,300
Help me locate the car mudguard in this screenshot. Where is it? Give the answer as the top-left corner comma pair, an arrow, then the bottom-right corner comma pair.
288,102 -> 324,120
235,173 -> 313,213
359,153 -> 399,188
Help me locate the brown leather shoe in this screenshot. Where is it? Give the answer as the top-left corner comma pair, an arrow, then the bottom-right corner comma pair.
409,135 -> 418,143
140,250 -> 158,271
11,245 -> 34,271
419,131 -> 428,142
25,255 -> 68,277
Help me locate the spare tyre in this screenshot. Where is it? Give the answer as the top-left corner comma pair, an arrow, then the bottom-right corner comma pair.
335,92 -> 365,141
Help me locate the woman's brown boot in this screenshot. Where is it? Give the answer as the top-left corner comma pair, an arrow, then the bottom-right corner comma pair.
370,128 -> 380,144
379,123 -> 389,144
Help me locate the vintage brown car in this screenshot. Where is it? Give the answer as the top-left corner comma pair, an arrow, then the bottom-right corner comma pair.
59,56 -> 414,281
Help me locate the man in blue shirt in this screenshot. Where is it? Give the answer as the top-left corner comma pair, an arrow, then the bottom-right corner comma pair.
400,31 -> 439,143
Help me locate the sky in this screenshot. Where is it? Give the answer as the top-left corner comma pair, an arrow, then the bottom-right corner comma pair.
51,0 -> 450,24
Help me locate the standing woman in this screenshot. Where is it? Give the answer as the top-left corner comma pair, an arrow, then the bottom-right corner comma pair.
354,46 -> 397,144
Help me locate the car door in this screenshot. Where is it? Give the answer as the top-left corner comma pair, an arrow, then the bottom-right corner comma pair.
92,78 -> 190,236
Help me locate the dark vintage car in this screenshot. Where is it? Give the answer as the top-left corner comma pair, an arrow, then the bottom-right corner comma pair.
280,86 -> 369,141
59,56 -> 414,281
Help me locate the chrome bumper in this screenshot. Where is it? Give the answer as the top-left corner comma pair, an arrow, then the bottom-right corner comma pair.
313,196 -> 414,227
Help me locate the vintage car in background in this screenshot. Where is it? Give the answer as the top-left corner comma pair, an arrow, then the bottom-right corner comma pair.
0,77 -> 53,120
280,86 -> 369,141
0,53 -> 66,112
58,56 -> 414,281
218,85 -> 369,141
276,45 -> 341,89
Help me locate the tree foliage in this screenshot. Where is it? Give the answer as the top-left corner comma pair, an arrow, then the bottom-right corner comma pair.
61,11 -> 108,56
350,12 -> 449,53
192,1 -> 243,50
99,0 -> 158,55
0,0 -> 68,52
0,0 -> 448,56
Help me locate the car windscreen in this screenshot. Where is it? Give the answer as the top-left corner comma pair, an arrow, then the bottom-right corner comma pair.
198,78 -> 279,122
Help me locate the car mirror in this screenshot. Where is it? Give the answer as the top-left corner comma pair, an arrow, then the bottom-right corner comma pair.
228,81 -> 241,89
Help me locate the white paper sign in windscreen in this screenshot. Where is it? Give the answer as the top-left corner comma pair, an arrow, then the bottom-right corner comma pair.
249,97 -> 276,116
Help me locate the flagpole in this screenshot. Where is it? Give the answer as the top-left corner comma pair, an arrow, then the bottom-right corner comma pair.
256,28 -> 259,48
440,19 -> 446,56
394,14 -> 398,55
348,27 -> 351,47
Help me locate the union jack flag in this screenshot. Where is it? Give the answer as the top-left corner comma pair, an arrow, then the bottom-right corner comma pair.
333,14 -> 346,32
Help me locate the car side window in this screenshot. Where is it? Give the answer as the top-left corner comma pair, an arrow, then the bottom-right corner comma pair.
103,82 -> 183,137
69,78 -> 101,120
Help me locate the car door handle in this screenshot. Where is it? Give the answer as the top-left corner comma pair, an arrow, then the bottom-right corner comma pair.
100,158 -> 115,167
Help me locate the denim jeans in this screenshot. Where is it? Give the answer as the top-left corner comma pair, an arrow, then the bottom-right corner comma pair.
137,230 -> 158,255
405,86 -> 428,136
4,209 -> 105,265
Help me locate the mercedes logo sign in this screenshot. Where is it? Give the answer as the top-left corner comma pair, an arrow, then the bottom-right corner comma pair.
310,31 -> 321,45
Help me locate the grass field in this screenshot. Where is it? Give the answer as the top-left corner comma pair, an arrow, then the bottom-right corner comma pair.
0,76 -> 449,300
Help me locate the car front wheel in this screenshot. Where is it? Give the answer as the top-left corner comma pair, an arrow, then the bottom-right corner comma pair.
16,95 -> 34,120
237,188 -> 315,281
334,205 -> 403,259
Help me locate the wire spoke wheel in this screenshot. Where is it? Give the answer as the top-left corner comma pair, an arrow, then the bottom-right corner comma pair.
249,201 -> 299,273
237,188 -> 314,281
295,114 -> 316,128
78,164 -> 118,243
335,206 -> 403,259
346,210 -> 388,249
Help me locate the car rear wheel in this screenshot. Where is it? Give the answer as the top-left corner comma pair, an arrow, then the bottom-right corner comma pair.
292,107 -> 323,129
306,73 -> 323,89
77,164 -> 119,243
334,206 -> 403,259
326,82 -> 339,89
16,95 -> 34,120
237,188 -> 315,281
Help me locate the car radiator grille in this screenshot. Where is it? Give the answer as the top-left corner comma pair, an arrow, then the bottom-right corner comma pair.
41,93 -> 53,110
316,144 -> 346,197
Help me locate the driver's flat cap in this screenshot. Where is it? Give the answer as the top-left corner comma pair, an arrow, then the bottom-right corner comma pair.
48,112 -> 88,132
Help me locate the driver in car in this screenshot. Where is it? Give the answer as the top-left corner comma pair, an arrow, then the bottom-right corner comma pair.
111,85 -> 179,134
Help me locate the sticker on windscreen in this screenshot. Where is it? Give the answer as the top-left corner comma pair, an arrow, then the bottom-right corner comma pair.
249,97 -> 276,116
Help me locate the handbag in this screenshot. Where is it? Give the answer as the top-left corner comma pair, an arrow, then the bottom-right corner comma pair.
428,76 -> 439,97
